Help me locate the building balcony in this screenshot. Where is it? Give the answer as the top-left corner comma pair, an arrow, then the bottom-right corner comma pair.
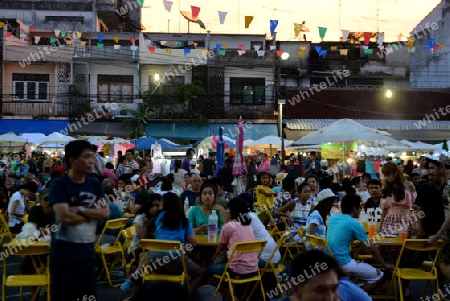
1,100 -> 70,118
3,45 -> 74,63
73,45 -> 139,61
207,50 -> 276,67
143,95 -> 276,120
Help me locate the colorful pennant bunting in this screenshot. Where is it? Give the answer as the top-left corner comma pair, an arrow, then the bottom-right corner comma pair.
201,49 -> 208,55
114,36 -> 120,43
219,49 -> 226,56
341,30 -> 349,42
237,50 -> 246,56
130,37 -> 136,43
165,48 -> 172,55
363,32 -> 372,45
364,48 -> 373,55
6,32 -> 12,37
98,34 -> 104,42
24,25 -> 29,32
297,49 -> 306,57
135,0 -> 144,6
77,32 -> 82,38
50,38 -> 58,44
183,48 -> 191,56
238,44 -> 244,50
34,36 -> 41,44
193,42 -> 198,47
191,6 -> 201,19
315,46 -> 322,54
245,16 -> 254,28
216,43 -> 222,52
253,44 -> 261,51
160,41 -> 167,45
319,49 -> 327,57
0,22 -> 4,29
222,44 -> 228,49
29,26 -> 36,31
66,40 -> 73,45
434,44 -> 439,52
175,41 -> 182,47
270,20 -> 278,37
257,50 -> 265,57
331,46 -> 337,51
97,43 -> 104,48
20,33 -> 26,41
114,45 -> 121,50
428,38 -> 436,49
163,0 -> 173,12
81,41 -> 87,46
377,33 -> 384,46
218,11 -> 227,24
54,30 -> 61,37
270,45 -> 276,50
318,27 -> 327,41
441,44 -> 446,50
61,30 -> 67,37
148,46 -> 156,53
276,50 -> 283,57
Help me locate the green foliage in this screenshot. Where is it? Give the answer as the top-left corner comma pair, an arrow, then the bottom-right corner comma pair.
174,81 -> 206,101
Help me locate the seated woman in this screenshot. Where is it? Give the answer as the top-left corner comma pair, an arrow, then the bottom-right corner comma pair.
208,198 -> 258,279
275,182 -> 311,242
8,182 -> 38,234
95,179 -> 123,245
120,194 -> 162,293
188,183 -> 225,235
238,193 -> 281,268
305,189 -> 337,250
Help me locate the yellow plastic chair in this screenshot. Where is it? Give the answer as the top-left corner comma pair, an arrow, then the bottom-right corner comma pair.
2,243 -> 50,301
212,240 -> 267,301
0,210 -> 14,245
279,217 -> 304,263
95,217 -> 129,288
139,239 -> 190,292
118,225 -> 138,301
305,233 -> 333,256
297,226 -> 307,250
250,232 -> 290,299
394,239 -> 443,301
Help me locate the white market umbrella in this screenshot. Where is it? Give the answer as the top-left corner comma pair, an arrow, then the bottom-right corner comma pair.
20,133 -> 46,144
386,140 -> 438,151
245,135 -> 293,148
35,132 -> 75,148
292,119 -> 406,147
0,132 -> 27,146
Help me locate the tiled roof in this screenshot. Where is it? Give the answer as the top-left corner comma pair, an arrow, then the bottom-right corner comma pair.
284,119 -> 450,131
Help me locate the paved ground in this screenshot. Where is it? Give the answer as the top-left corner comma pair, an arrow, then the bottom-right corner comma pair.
0,256 -> 444,301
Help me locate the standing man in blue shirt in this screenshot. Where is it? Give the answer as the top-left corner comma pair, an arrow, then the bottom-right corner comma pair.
49,140 -> 110,301
304,151 -> 320,177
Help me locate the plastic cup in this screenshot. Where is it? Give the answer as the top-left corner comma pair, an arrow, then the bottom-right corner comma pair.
368,224 -> 375,239
399,230 -> 407,242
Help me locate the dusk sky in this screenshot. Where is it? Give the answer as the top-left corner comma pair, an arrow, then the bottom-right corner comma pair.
142,0 -> 441,42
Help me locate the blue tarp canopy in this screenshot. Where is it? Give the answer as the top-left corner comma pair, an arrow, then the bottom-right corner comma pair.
0,120 -> 70,135
130,137 -> 184,150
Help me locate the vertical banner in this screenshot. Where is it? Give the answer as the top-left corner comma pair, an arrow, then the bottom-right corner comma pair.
270,20 -> 278,37
163,0 -> 173,12
318,27 -> 327,41
218,11 -> 227,24
191,6 -> 201,19
245,16 -> 254,28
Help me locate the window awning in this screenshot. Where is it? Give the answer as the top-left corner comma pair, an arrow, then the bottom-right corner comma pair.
0,119 -> 70,135
212,123 -> 278,141
145,123 -> 210,140
145,122 -> 278,141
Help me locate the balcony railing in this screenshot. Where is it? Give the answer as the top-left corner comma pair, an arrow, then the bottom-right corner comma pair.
1,100 -> 70,118
143,96 -> 276,120
207,50 -> 276,67
74,45 -> 139,60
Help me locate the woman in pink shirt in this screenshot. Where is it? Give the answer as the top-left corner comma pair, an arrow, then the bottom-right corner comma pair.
379,162 -> 417,237
209,198 -> 258,277
257,153 -> 270,174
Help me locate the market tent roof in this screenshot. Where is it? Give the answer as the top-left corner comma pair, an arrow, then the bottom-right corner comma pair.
284,119 -> 450,142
